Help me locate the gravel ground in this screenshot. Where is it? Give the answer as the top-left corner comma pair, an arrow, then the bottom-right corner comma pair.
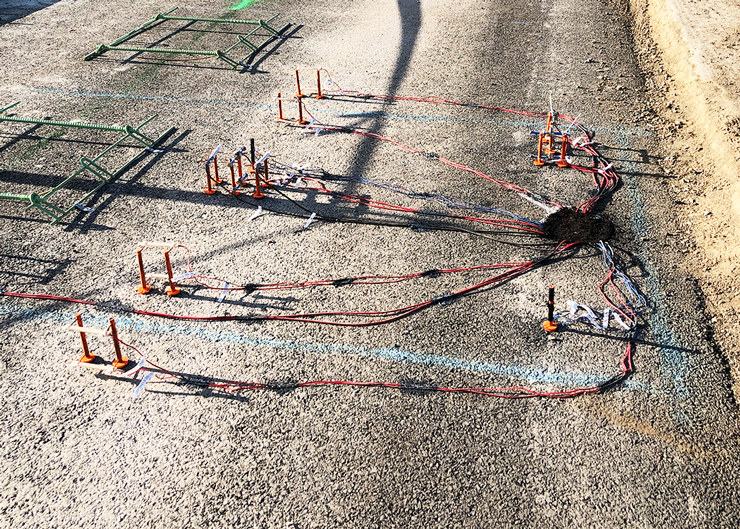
1,0 -> 739,527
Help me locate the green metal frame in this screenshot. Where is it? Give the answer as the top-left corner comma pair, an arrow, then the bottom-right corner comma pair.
83,7 -> 291,70
0,101 -> 175,225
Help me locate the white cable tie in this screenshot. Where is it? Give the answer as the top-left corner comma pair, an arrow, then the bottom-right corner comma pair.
303,212 -> 316,229
602,309 -> 610,330
518,192 -> 559,215
315,126 -> 323,136
171,271 -> 194,282
132,371 -> 154,400
582,304 -> 598,321
146,147 -> 164,154
74,203 -> 95,212
613,313 -> 631,330
598,163 -> 613,174
567,300 -> 578,315
218,282 -> 229,303
248,206 -> 263,221
254,150 -> 271,170
206,145 -> 222,165
123,357 -> 146,377
294,177 -> 303,189
303,118 -> 317,132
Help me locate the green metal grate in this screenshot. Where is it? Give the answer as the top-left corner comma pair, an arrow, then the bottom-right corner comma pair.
83,7 -> 292,70
0,101 -> 175,225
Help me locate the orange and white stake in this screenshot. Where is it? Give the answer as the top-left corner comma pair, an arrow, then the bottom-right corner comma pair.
136,249 -> 152,294
557,134 -> 569,168
297,98 -> 308,125
295,70 -> 304,98
163,250 -> 181,296
277,91 -> 284,121
76,313 -> 96,363
316,70 -> 324,99
109,318 -> 129,369
534,133 -> 545,166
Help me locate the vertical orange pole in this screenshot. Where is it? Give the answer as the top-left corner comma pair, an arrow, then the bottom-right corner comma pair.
229,161 -> 239,195
557,134 -> 569,167
77,313 -> 95,363
236,151 -> 243,184
316,70 -> 324,99
109,318 -> 129,369
277,91 -> 284,120
164,251 -> 181,296
534,133 -> 545,166
212,155 -> 222,183
204,163 -> 216,195
297,98 -> 308,125
136,249 -> 152,294
263,158 -> 271,186
253,166 -> 265,199
295,70 -> 304,98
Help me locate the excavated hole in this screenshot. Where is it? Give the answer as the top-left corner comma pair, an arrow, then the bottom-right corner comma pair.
542,207 -> 615,243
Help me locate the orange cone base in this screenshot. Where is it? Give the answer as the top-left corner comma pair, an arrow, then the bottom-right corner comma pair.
315,95 -> 325,99
79,354 -> 96,364
296,93 -> 304,98
247,167 -> 256,174
557,160 -> 569,168
112,357 -> 129,369
298,119 -> 308,125
253,191 -> 265,199
203,188 -> 216,195
533,159 -> 545,166
542,320 -> 559,332
166,287 -> 181,296
213,178 -> 223,184
137,285 -> 152,295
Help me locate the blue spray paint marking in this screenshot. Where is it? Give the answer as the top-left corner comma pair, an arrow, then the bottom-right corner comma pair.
31,87 -> 649,136
615,130 -> 689,403
0,304 -> 648,391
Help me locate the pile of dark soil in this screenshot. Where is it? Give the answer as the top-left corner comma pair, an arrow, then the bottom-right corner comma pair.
542,207 -> 615,242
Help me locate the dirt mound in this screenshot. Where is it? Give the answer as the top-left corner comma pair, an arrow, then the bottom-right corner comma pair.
542,208 -> 615,243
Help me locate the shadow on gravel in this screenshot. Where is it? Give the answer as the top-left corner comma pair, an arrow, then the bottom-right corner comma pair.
62,129 -> 190,234
336,0 -> 421,213
0,254 -> 72,285
0,0 -> 63,26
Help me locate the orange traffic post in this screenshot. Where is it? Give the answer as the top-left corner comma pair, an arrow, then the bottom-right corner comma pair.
542,285 -> 559,332
295,69 -> 304,98
263,158 -> 271,187
212,154 -> 222,184
297,98 -> 308,125
76,313 -> 96,363
253,165 -> 265,199
229,159 -> 240,195
203,163 -> 216,195
277,91 -> 284,120
163,250 -> 181,296
557,134 -> 569,168
534,133 -> 545,166
316,70 -> 324,99
109,318 -> 129,369
136,249 -> 152,294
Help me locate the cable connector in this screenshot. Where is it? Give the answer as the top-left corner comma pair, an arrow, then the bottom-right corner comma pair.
421,269 -> 440,278
432,293 -> 456,306
242,284 -> 258,295
423,152 -> 439,160
332,278 -> 354,287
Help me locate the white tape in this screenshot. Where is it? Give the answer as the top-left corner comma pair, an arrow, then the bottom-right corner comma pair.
206,145 -> 222,165
218,283 -> 229,303
294,177 -> 303,189
171,271 -> 194,282
74,203 -> 95,212
303,212 -> 316,229
254,150 -> 272,169
518,192 -> 560,215
613,313 -> 631,330
602,309 -> 610,330
248,206 -> 263,221
315,126 -> 323,136
132,371 -> 154,400
123,357 -> 146,376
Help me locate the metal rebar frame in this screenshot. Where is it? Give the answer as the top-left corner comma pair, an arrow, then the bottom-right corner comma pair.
0,101 -> 175,225
83,7 -> 291,70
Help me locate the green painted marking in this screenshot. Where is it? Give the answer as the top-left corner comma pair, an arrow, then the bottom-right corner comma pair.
230,0 -> 258,11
